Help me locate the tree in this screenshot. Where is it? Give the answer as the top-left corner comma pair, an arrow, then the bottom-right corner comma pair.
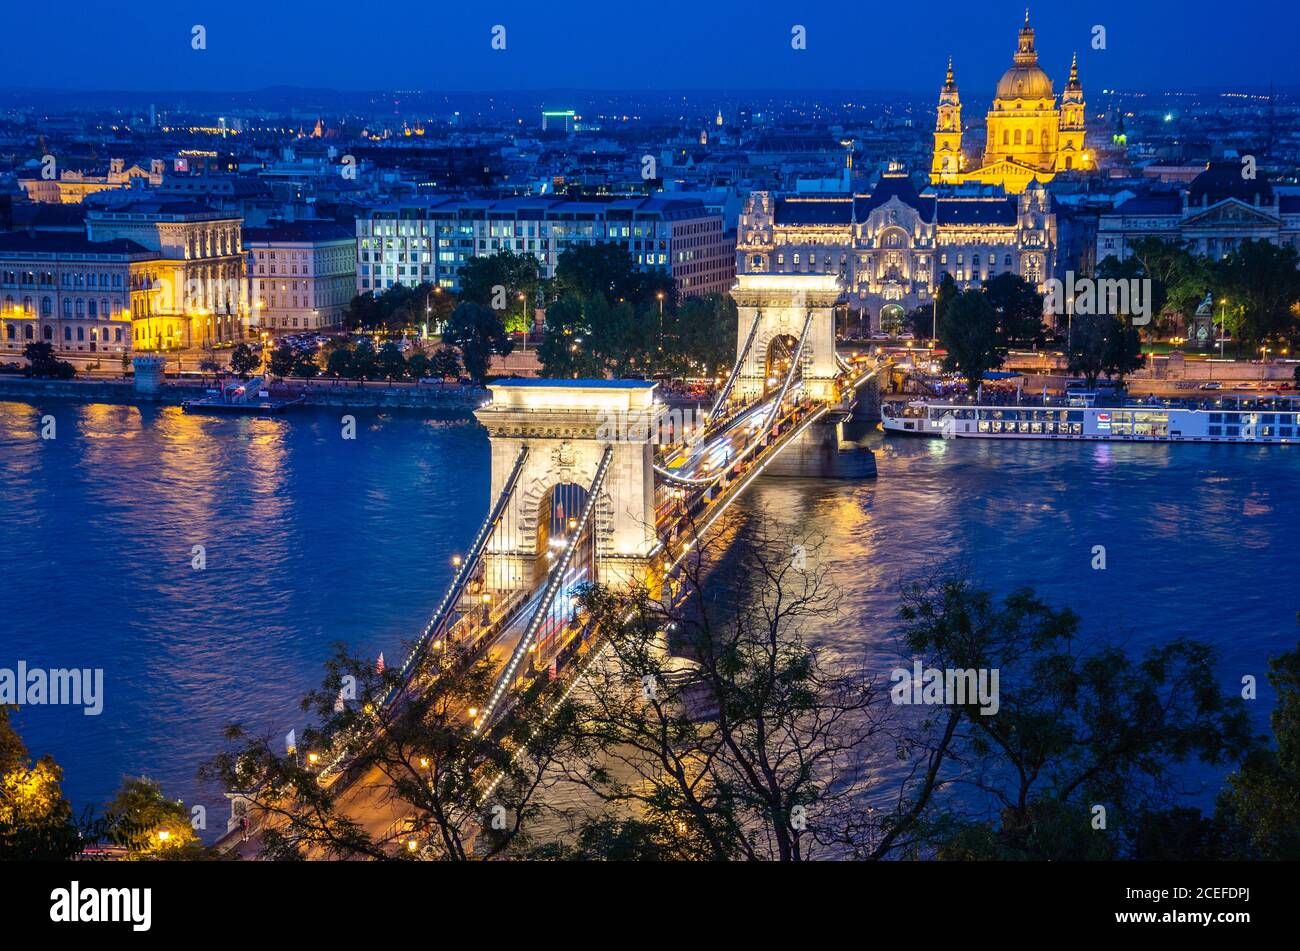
268,343 -> 296,380
588,294 -> 651,378
661,294 -> 736,378
104,777 -> 203,859
291,347 -> 321,379
537,294 -> 603,379
938,290 -> 1006,394
428,346 -> 461,380
229,343 -> 260,379
458,250 -> 540,313
375,341 -> 408,381
1067,313 -> 1140,390
1103,316 -> 1144,387
1214,239 -> 1300,350
349,338 -> 378,380
554,243 -> 642,304
406,352 -> 432,381
1066,312 -> 1111,390
563,517 -> 955,861
982,273 -> 1046,347
0,707 -> 82,860
1115,237 -> 1207,335
898,575 -> 1254,860
199,642 -> 584,860
443,301 -> 513,384
325,348 -> 353,379
1216,640 -> 1300,859
21,342 -> 75,380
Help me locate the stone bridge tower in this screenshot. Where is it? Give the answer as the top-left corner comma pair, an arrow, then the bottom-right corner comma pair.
473,380 -> 662,592
731,273 -> 842,403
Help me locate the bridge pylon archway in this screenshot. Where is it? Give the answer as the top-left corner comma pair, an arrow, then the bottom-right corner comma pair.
730,273 -> 843,404
474,380 -> 662,594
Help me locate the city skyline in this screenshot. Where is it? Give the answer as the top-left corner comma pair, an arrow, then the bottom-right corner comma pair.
3,1 -> 1298,96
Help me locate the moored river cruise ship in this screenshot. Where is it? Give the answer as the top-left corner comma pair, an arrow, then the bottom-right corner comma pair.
882,396 -> 1300,444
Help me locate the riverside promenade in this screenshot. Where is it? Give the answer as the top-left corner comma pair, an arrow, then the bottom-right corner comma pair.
0,375 -> 487,411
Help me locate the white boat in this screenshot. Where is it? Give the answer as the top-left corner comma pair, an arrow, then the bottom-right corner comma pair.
881,395 -> 1300,444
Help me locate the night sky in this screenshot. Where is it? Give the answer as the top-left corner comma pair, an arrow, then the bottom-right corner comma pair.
3,0 -> 1296,94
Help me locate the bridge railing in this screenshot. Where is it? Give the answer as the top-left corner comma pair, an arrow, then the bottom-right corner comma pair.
474,444 -> 615,730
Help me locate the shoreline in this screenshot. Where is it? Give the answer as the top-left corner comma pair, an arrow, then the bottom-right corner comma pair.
0,375 -> 487,413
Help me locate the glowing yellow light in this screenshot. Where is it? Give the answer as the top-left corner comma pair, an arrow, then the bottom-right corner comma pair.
157,830 -> 171,842
307,752 -> 319,765
468,707 -> 478,718
419,757 -> 430,768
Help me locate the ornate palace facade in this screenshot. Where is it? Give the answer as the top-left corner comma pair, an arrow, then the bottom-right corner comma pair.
931,12 -> 1090,194
737,172 -> 1057,333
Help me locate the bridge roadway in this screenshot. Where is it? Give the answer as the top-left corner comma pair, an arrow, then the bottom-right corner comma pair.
219,355 -> 885,857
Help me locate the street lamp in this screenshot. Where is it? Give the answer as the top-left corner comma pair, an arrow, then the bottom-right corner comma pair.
656,291 -> 665,353
1218,298 -> 1227,358
518,292 -> 528,352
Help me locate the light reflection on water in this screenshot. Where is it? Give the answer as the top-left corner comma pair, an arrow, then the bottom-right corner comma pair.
1,400 -> 1296,825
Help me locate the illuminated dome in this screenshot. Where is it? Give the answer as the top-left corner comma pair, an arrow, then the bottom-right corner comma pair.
996,64 -> 1053,101
996,10 -> 1053,102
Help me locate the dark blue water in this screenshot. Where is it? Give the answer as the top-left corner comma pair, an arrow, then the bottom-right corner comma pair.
2,400 -> 1295,825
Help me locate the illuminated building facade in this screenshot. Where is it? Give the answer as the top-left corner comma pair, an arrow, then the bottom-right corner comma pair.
738,172 -> 1057,332
358,195 -> 733,299
87,201 -> 249,350
931,12 -> 1090,194
244,221 -> 355,337
19,159 -> 166,204
0,233 -> 156,357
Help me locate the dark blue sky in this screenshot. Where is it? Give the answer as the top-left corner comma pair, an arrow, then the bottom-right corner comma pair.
4,0 -> 1296,94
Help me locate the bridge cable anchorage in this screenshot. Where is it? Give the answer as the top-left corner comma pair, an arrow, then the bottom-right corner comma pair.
474,445 -> 615,731
707,307 -> 763,425
318,446 -> 531,779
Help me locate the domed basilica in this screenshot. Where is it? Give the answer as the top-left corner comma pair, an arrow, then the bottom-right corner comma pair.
931,11 -> 1090,194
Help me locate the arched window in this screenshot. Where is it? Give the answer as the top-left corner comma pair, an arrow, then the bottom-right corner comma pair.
25,325 -> 34,340
63,299 -> 72,318
42,325 -> 52,340
1003,130 -> 1010,146
41,297 -> 52,317
1014,129 -> 1023,145
1025,129 -> 1034,145
88,300 -> 97,319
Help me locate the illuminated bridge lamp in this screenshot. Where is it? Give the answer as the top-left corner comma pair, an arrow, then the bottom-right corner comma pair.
468,707 -> 478,718
407,839 -> 419,853
451,555 -> 462,568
